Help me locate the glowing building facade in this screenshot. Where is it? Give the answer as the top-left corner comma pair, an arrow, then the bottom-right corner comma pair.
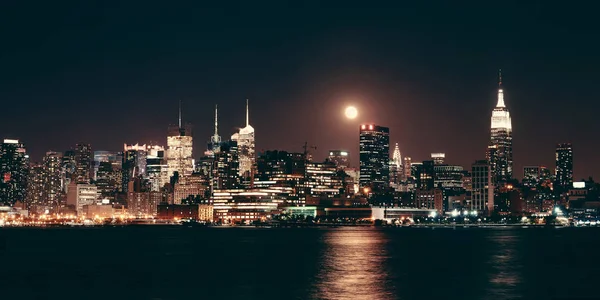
43,151 -> 63,211
488,70 -> 513,183
555,143 -> 573,192
167,114 -> 194,181
0,139 -> 29,206
231,100 -> 255,181
74,143 -> 92,184
328,150 -> 350,170
359,124 -> 390,194
146,145 -> 168,192
471,160 -> 494,213
390,143 -> 402,187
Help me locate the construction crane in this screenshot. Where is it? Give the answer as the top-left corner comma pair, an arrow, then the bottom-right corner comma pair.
302,141 -> 317,162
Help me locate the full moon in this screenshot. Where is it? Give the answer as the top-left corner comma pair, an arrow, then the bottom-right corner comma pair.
345,106 -> 358,119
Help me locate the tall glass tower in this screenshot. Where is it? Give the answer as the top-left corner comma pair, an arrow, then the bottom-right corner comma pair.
555,143 -> 573,191
488,70 -> 513,183
359,124 -> 390,194
231,99 -> 255,181
167,101 -> 194,181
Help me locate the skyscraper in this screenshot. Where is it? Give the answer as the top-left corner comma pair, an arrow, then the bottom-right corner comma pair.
489,70 -> 513,183
327,150 -> 350,170
212,141 -> 240,190
167,102 -> 194,181
471,160 -> 494,213
146,145 -> 168,192
431,153 -> 445,165
43,151 -> 63,211
122,144 -> 149,192
26,163 -> 44,213
231,99 -> 255,181
359,124 -> 390,194
0,139 -> 29,206
75,143 -> 93,184
206,104 -> 221,157
555,143 -> 573,191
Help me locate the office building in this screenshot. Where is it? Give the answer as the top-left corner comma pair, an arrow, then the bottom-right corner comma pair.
0,139 -> 29,206
433,164 -> 464,191
212,141 -> 240,190
305,160 -> 343,198
431,153 -> 445,165
359,124 -> 390,194
74,143 -> 93,184
415,188 -> 443,213
26,163 -> 44,213
122,144 -> 148,192
416,161 -> 435,190
488,70 -> 513,182
231,100 -> 256,180
146,146 -> 168,192
471,160 -> 494,213
403,157 -> 412,181
328,150 -> 350,170
555,143 -> 573,192
43,151 -> 63,211
66,183 -> 98,216
523,166 -> 541,187
167,103 -> 194,180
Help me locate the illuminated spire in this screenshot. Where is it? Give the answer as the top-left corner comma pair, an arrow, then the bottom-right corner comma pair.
496,69 -> 505,108
178,99 -> 182,128
498,68 -> 502,88
214,104 -> 218,136
392,143 -> 401,168
245,98 -> 249,127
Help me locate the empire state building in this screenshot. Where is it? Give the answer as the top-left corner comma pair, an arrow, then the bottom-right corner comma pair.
488,70 -> 513,183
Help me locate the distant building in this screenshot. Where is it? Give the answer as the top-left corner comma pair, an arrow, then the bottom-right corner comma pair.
231,100 -> 255,181
66,183 -> 98,216
212,141 -> 240,190
433,164 -> 464,191
174,173 -> 208,204
555,143 -> 573,192
416,161 -> 435,190
488,70 -> 513,183
122,144 -> 148,192
523,166 -> 541,187
403,157 -> 412,181
26,163 -> 44,214
167,104 -> 194,180
146,145 -> 168,192
0,139 -> 29,206
157,204 -> 200,220
431,153 -> 445,165
328,150 -> 350,170
359,124 -> 390,194
305,160 -> 343,198
471,160 -> 494,213
390,144 -> 402,187
43,151 -> 63,211
74,143 -> 93,184
415,188 -> 443,213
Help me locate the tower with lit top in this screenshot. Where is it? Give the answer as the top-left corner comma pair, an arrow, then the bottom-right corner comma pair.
359,124 -> 390,194
231,99 -> 255,181
488,69 -> 513,183
167,101 -> 194,181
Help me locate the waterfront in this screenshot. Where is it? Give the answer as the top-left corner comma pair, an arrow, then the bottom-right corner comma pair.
1,226 -> 599,300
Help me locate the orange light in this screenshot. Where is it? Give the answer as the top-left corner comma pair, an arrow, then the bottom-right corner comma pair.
369,125 -> 373,130
361,125 -> 366,129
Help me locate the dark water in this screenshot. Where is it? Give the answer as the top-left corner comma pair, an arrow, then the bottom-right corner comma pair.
1,226 -> 598,300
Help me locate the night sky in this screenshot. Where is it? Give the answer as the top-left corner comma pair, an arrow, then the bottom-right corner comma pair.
1,1 -> 598,179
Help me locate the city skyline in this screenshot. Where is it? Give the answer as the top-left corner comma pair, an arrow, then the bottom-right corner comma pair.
1,2 -> 596,179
